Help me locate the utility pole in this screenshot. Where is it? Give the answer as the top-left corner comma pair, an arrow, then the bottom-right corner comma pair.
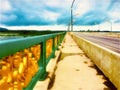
98,24 -> 100,31
71,0 -> 76,31
68,22 -> 70,31
110,21 -> 112,32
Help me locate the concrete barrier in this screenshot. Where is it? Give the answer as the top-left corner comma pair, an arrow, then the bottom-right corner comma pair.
72,33 -> 120,90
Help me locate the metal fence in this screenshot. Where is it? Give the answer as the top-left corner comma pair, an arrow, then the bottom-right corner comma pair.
0,32 -> 66,90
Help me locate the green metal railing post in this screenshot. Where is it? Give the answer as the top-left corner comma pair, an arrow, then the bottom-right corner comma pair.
56,35 -> 59,50
60,34 -> 63,43
58,35 -> 60,45
39,41 -> 48,80
52,37 -> 56,58
38,44 -> 42,67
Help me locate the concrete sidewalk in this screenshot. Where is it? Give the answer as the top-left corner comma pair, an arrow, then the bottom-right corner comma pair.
49,33 -> 109,90
34,33 -> 110,90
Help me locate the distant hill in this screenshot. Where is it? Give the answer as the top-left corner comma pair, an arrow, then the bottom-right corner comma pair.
0,27 -> 8,31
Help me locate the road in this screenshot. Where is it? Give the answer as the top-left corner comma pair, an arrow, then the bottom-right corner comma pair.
74,32 -> 120,54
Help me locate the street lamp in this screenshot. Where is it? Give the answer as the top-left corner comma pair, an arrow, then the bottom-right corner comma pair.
71,0 -> 76,31
110,21 -> 112,32
68,22 -> 71,31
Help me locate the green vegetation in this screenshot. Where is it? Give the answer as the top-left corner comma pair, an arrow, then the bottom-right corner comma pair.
0,30 -> 64,37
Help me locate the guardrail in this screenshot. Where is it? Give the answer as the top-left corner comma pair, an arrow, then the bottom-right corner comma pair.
0,32 -> 66,90
72,33 -> 120,89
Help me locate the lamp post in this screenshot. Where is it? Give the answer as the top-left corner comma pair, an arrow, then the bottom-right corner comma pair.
71,0 -> 76,31
110,21 -> 112,32
98,24 -> 100,31
68,21 -> 71,31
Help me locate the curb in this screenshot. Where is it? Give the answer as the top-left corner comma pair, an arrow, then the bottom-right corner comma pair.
71,33 -> 120,89
33,42 -> 64,90
33,50 -> 61,90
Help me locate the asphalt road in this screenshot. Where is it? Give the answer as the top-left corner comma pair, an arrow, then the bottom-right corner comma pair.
75,32 -> 120,54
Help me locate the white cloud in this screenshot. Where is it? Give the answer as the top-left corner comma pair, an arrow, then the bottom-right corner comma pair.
74,0 -> 91,16
43,10 -> 60,21
92,0 -> 111,10
0,0 -> 120,31
0,0 -> 15,23
98,22 -> 120,31
110,11 -> 120,21
45,0 -> 71,8
0,0 -> 12,13
74,0 -> 111,17
3,25 -> 67,31
108,2 -> 120,22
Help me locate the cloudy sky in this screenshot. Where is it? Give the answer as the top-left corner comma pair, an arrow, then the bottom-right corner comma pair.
0,0 -> 120,30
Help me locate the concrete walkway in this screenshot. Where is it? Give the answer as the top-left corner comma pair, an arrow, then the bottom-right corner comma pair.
49,33 -> 109,90
34,33 -> 111,90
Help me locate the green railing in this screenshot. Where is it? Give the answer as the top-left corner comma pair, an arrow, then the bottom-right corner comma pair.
0,32 -> 66,90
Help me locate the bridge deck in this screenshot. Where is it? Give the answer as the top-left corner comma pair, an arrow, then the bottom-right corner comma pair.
34,33 -> 115,90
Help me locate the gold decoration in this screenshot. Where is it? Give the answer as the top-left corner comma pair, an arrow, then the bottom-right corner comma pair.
46,39 -> 53,58
0,44 -> 41,90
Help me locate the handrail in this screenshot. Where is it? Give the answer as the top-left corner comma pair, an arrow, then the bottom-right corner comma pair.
0,32 -> 66,90
0,32 -> 65,59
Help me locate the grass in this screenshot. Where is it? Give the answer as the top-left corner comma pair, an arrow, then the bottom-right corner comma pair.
0,30 -> 55,37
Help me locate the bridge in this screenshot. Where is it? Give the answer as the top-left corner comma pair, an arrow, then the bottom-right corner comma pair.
0,31 -> 120,90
